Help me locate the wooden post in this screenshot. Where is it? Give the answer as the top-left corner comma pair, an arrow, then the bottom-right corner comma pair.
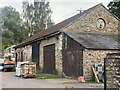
91,65 -> 100,83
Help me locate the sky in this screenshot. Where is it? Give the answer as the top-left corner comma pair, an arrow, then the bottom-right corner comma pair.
0,0 -> 112,24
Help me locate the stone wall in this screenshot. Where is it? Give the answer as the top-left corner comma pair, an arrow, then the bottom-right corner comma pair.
83,49 -> 119,81
23,45 -> 32,62
63,5 -> 119,35
15,45 -> 32,62
15,48 -> 22,62
39,34 -> 63,75
105,53 -> 120,89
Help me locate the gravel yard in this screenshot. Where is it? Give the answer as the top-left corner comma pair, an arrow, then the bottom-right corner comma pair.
1,72 -> 104,89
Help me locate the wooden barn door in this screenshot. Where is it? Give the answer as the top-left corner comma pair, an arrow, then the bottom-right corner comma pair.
43,44 -> 55,74
63,50 -> 83,77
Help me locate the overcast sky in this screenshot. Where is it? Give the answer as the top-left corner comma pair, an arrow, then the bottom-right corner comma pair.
0,0 -> 112,23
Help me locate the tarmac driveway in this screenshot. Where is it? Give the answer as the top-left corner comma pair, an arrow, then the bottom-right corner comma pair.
1,72 -> 104,89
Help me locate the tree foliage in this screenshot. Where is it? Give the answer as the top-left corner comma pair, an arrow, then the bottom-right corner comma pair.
1,6 -> 24,49
22,0 -> 54,37
107,0 -> 120,19
1,1 -> 54,50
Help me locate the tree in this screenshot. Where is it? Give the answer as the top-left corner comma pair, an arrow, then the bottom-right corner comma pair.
0,9 -> 2,55
1,6 -> 24,49
22,0 -> 54,37
107,0 -> 120,19
22,1 -> 34,37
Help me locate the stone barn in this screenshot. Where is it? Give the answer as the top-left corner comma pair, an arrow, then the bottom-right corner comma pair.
14,3 -> 120,80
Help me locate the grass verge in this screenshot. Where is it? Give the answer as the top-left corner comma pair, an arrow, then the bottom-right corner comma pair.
36,74 -> 60,79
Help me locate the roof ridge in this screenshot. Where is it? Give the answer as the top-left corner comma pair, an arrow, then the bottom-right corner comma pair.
65,31 -> 120,49
60,3 -> 104,31
15,3 -> 105,48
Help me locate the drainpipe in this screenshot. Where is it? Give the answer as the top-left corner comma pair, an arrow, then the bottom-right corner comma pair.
104,58 -> 106,90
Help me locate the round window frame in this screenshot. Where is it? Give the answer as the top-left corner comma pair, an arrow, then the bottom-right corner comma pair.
96,17 -> 107,30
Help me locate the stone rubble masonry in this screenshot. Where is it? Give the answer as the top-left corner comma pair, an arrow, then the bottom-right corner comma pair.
23,45 -> 32,62
15,5 -> 120,80
61,4 -> 119,80
83,49 -> 119,81
15,45 -> 32,62
105,54 -> 120,89
63,5 -> 119,35
39,34 -> 63,75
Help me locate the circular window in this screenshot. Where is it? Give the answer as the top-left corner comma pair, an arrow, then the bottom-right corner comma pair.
96,18 -> 106,30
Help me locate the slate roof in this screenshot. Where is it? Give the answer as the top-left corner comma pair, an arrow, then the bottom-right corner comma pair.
15,3 -> 120,48
65,32 -> 120,49
15,3 -> 103,48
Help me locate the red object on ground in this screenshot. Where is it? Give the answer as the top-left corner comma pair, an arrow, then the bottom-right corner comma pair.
4,60 -> 15,65
78,76 -> 85,82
